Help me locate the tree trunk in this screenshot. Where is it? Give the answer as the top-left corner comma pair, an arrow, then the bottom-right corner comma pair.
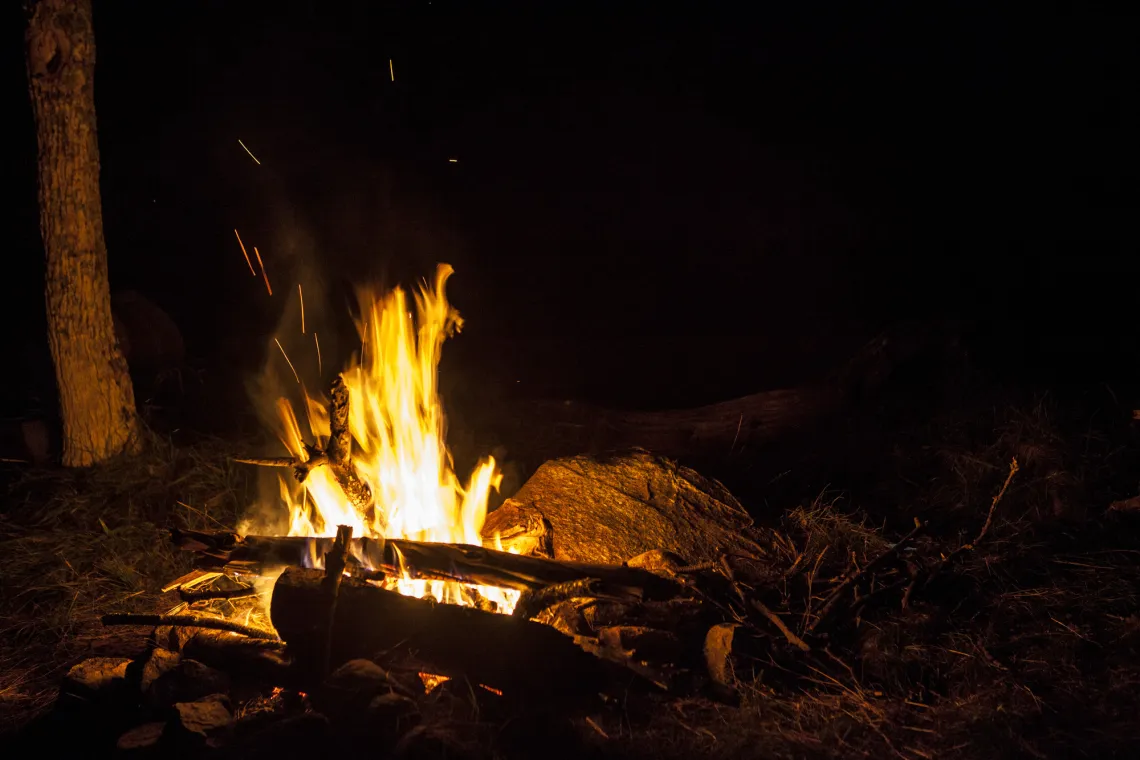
25,0 -> 140,466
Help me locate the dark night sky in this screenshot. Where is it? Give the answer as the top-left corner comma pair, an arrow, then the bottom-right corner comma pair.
4,1 -> 1138,420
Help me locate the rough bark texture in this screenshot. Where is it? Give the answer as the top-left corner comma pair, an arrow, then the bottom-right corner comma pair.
271,567 -> 628,698
25,0 -> 140,466
482,449 -> 767,565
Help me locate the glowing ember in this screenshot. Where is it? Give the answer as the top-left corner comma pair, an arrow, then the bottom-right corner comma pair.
266,264 -> 520,614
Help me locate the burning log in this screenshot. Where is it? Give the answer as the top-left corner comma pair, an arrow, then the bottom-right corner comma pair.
172,528 -> 684,602
482,449 -> 768,565
270,567 -> 639,698
235,376 -> 372,512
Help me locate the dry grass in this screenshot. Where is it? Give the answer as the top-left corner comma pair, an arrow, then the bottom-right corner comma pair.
589,388 -> 1140,760
1,385 -> 1138,759
0,432 -> 255,731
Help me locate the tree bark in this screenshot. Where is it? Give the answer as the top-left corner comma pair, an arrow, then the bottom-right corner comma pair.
271,567 -> 632,698
25,0 -> 140,467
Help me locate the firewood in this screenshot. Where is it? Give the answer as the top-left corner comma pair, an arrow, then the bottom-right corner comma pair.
270,567 -> 646,699
171,528 -> 684,602
233,376 -> 371,512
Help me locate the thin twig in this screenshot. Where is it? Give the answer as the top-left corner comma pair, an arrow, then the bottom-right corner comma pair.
750,599 -> 811,652
957,456 -> 1020,553
101,613 -> 278,640
907,457 -> 1019,605
177,584 -> 256,603
808,518 -> 925,634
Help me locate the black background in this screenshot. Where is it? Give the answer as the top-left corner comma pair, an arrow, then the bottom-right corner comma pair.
4,1 -> 1137,422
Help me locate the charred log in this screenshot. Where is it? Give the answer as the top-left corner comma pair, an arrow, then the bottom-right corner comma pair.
270,567 -> 643,699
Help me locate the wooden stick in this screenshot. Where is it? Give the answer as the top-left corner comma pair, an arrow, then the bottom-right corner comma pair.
101,613 -> 278,640
320,525 -> 352,678
750,599 -> 811,652
171,528 -> 683,600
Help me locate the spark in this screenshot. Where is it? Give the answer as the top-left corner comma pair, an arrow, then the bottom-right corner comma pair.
389,58 -> 395,82
274,338 -> 301,384
314,332 -> 322,376
233,229 -> 256,276
254,247 -> 273,295
298,283 -> 306,334
448,158 -> 458,163
238,139 -> 261,165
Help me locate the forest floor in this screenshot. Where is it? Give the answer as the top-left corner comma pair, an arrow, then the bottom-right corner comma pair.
1,362 -> 1139,759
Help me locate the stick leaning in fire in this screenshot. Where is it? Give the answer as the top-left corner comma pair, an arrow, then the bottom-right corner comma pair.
234,375 -> 372,512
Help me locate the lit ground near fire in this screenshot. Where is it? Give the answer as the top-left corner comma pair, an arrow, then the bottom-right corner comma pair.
2,367 -> 1139,759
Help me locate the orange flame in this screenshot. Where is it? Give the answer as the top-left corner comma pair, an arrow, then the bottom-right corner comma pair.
266,264 -> 519,613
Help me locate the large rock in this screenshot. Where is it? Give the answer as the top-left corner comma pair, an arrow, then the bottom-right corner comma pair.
482,449 -> 765,564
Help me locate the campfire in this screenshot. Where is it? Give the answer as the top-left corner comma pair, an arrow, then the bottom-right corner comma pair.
130,264 -> 757,695
64,264 -> 1028,757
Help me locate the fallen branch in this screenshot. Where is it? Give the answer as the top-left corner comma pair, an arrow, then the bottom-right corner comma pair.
171,528 -> 684,601
101,613 -> 278,640
904,457 -> 1019,607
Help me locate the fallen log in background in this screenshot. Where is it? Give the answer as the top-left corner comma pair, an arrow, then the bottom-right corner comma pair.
270,567 -> 640,698
172,528 -> 683,601
475,321 -> 943,463
482,449 -> 769,565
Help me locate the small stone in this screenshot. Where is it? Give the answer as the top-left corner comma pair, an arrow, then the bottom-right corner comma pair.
314,659 -> 414,718
167,694 -> 233,745
148,658 -> 230,708
427,677 -> 506,725
704,623 -> 741,688
150,625 -> 204,653
138,648 -> 181,694
115,721 -> 165,757
62,657 -> 131,701
626,549 -> 688,577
